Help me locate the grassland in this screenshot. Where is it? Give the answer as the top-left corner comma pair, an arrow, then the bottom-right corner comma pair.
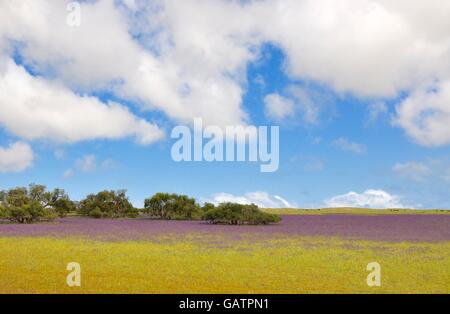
263,207 -> 450,215
0,236 -> 449,294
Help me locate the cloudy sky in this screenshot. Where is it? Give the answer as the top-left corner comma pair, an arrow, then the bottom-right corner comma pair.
1,0 -> 450,209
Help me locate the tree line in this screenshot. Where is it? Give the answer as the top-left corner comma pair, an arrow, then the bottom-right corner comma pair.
0,184 -> 281,225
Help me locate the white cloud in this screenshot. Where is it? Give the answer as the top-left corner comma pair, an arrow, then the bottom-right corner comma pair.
0,0 -> 249,127
264,86 -> 330,124
0,58 -> 164,145
76,155 -> 97,173
0,142 -> 34,173
264,94 -> 295,121
122,0 -> 138,12
254,75 -> 265,87
74,155 -> 118,174
324,189 -> 408,209
1,0 -> 450,145
394,80 -> 450,146
332,138 -> 367,155
393,161 -> 431,181
205,191 -> 294,208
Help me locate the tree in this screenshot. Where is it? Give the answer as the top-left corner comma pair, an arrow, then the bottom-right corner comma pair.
202,203 -> 281,225
143,193 -> 202,220
202,202 -> 215,212
0,184 -> 73,223
79,190 -> 138,218
0,208 -> 5,219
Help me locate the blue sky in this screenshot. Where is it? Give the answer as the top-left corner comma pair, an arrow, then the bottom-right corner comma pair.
1,1 -> 450,209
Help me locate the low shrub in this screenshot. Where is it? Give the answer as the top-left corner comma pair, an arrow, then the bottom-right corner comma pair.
0,205 -> 6,219
90,207 -> 104,219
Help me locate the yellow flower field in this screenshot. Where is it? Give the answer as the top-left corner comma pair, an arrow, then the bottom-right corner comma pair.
0,236 -> 448,294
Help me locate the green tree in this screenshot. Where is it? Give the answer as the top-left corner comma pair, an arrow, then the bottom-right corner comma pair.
143,193 -> 202,220
202,203 -> 281,225
202,202 -> 215,212
79,190 -> 138,218
0,184 -> 72,223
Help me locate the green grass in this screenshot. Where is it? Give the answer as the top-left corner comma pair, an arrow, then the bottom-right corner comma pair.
0,236 -> 448,294
263,207 -> 450,215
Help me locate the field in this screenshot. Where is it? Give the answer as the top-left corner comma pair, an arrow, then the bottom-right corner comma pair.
0,213 -> 449,294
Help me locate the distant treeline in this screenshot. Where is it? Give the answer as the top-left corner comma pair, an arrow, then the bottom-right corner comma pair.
0,184 -> 280,225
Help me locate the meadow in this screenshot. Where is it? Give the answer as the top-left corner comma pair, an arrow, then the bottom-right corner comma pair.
263,207 -> 450,215
0,213 -> 449,294
0,236 -> 449,294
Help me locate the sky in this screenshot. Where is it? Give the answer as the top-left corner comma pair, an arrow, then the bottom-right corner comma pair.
1,0 -> 450,209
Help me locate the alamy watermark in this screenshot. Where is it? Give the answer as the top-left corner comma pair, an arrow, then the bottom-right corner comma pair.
171,118 -> 279,172
366,262 -> 381,287
66,2 -> 81,27
66,262 -> 81,287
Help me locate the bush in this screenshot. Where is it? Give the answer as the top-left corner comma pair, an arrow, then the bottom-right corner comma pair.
0,205 -> 6,219
0,184 -> 74,223
79,190 -> 138,218
202,203 -> 281,225
90,207 -> 104,219
143,193 -> 202,220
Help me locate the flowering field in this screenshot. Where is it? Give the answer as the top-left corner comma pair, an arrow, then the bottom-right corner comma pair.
0,215 -> 449,294
1,214 -> 449,242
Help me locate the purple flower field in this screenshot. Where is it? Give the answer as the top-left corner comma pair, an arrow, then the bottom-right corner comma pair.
1,214 -> 449,242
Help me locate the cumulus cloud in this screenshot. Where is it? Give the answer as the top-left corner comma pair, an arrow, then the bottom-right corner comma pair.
0,0 -> 249,127
204,191 -> 294,208
1,0 -> 450,145
0,58 -> 164,145
394,81 -> 450,146
324,189 -> 408,209
332,138 -> 367,155
0,142 -> 34,173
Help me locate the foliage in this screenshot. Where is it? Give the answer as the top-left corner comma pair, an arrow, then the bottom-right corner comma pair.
202,203 -> 281,225
90,207 -> 104,219
79,190 -> 138,218
143,193 -> 202,220
0,184 -> 74,223
201,202 -> 215,212
0,205 -> 6,219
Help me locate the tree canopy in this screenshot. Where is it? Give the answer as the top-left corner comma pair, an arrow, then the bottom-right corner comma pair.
0,184 -> 75,223
202,202 -> 281,225
78,190 -> 138,218
143,193 -> 202,220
